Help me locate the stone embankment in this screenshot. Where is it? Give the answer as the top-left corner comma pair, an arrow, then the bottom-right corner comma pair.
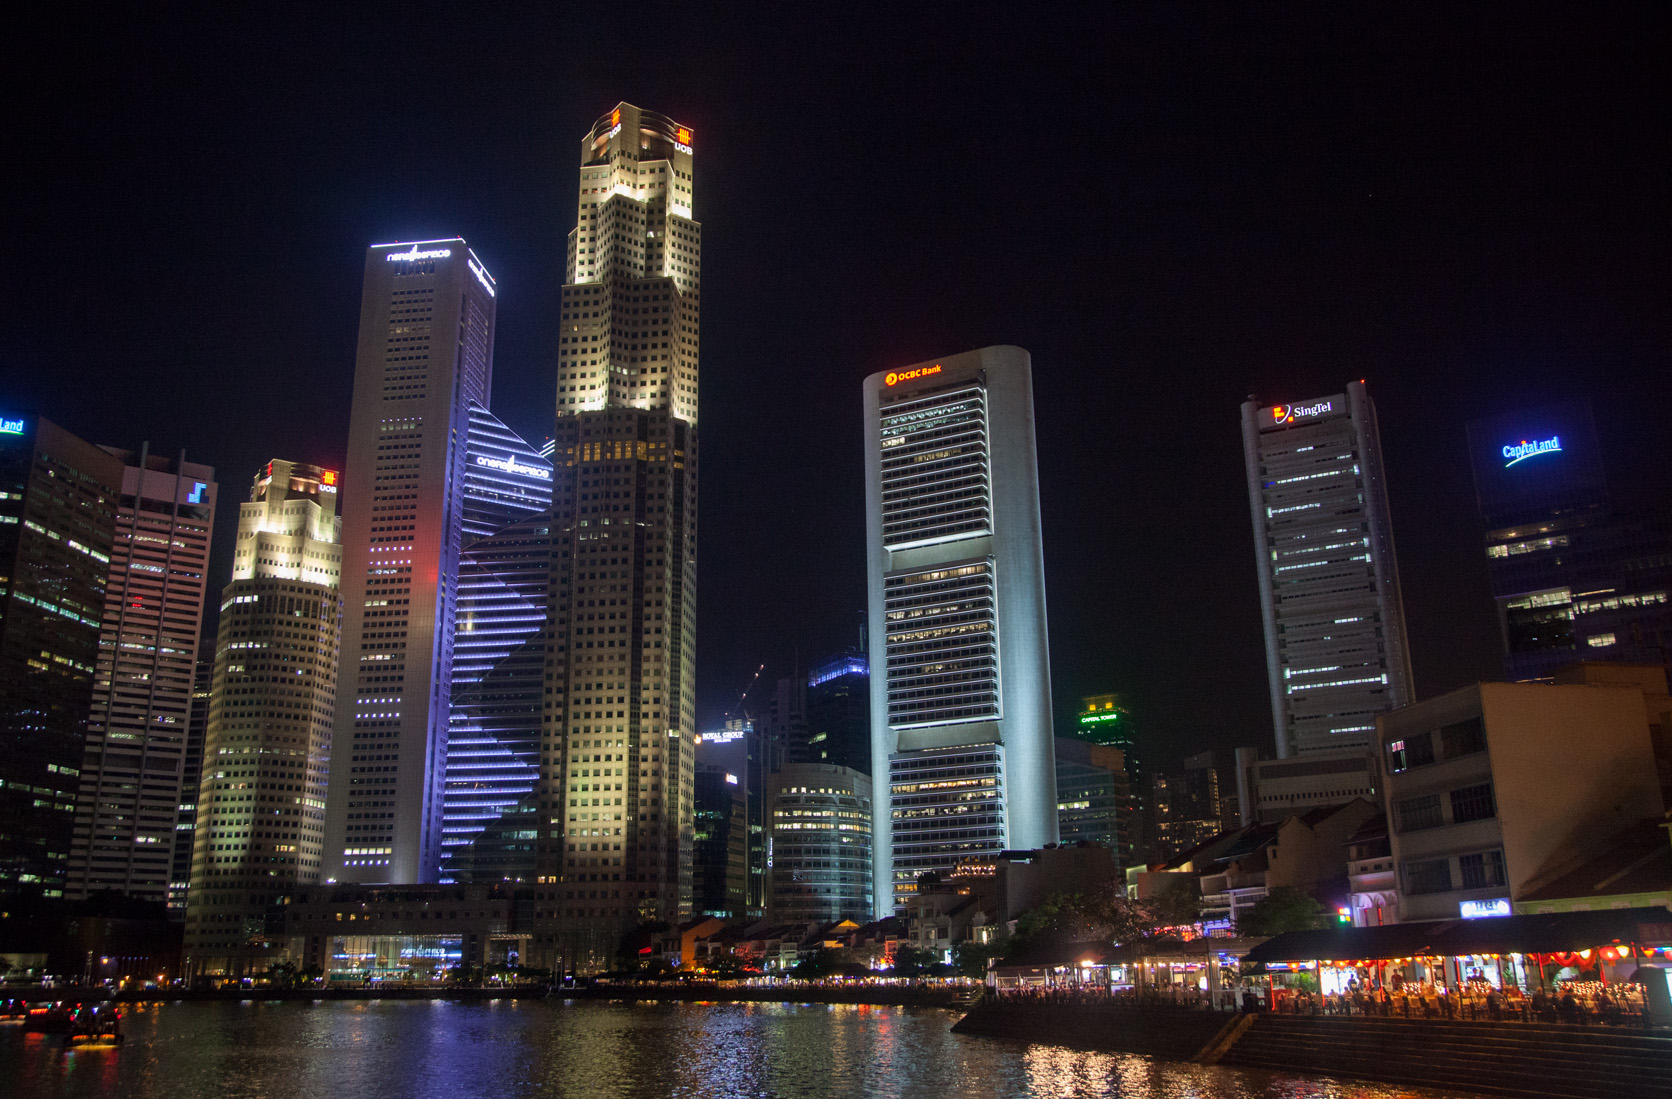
952,999 -> 1672,1099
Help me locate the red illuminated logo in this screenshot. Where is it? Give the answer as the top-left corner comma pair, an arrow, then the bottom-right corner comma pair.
677,127 -> 691,145
1272,404 -> 1293,424
322,470 -> 338,486
611,109 -> 621,128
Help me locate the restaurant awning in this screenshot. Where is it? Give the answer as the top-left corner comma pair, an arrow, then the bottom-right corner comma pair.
1242,922 -> 1440,964
1244,906 -> 1672,964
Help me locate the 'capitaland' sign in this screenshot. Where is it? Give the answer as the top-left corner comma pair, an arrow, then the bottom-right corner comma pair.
1502,436 -> 1561,468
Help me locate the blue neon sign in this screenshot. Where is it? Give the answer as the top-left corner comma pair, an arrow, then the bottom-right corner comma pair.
1503,436 -> 1561,467
0,418 -> 24,435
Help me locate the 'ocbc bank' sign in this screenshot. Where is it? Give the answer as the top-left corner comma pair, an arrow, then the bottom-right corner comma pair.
885,364 -> 942,387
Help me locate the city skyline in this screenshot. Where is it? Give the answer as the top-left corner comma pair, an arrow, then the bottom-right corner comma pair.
5,7 -> 1669,774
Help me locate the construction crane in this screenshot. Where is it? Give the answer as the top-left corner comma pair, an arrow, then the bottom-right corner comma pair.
724,663 -> 764,721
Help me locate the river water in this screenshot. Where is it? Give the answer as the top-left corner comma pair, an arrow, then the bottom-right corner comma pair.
5,999 -> 1487,1099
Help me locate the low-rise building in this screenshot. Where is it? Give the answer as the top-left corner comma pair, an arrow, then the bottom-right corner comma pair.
279,884 -> 525,980
1234,746 -> 1379,826
1345,814 -> 1397,927
1378,672 -> 1666,922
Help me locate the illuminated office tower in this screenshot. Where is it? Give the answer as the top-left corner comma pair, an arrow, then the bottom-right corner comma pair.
66,448 -> 216,904
1466,401 -> 1672,680
439,403 -> 552,883
535,102 -> 700,969
184,460 -> 342,976
322,239 -> 498,884
864,346 -> 1057,915
0,413 -> 124,901
1241,382 -> 1414,758
170,641 -> 213,911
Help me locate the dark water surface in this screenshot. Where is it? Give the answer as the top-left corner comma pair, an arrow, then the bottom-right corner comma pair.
4,999 -> 1487,1099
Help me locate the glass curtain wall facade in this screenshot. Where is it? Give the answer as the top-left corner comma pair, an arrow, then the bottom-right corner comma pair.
184,460 -> 342,976
534,102 -> 702,973
769,762 -> 873,923
67,449 -> 217,904
440,403 -> 552,883
0,414 -> 124,901
864,346 -> 1057,914
322,239 -> 497,885
1241,382 -> 1414,758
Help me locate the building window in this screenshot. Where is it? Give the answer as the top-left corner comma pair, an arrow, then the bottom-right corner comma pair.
1388,732 -> 1434,773
1449,782 -> 1497,824
883,559 -> 999,728
1439,717 -> 1486,760
1403,858 -> 1453,895
1458,849 -> 1507,890
1394,793 -> 1443,833
877,382 -> 991,549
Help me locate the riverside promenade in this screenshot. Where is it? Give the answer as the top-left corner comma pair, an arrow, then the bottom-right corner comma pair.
63,980 -> 975,1008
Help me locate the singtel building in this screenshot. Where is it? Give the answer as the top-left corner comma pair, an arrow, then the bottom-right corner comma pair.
1241,382 -> 1413,759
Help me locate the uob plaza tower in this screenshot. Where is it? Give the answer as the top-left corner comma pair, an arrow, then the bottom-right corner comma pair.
533,103 -> 702,971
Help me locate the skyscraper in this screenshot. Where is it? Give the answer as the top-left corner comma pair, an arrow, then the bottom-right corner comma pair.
184,460 -> 342,976
171,640 -> 214,912
322,239 -> 498,884
0,413 -> 124,902
692,763 -> 745,918
863,345 -> 1057,915
769,762 -> 873,923
535,102 -> 701,969
67,448 -> 217,904
1466,401 -> 1672,680
1053,738 -> 1132,864
802,651 -> 871,773
1241,382 -> 1413,758
440,403 -> 552,883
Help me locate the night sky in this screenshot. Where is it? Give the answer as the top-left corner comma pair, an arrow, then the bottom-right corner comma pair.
6,5 -> 1668,770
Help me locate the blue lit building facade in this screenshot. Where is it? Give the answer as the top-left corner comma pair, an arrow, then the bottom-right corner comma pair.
440,404 -> 553,883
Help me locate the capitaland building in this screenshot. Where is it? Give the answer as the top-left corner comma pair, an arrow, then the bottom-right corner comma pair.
1466,401 -> 1672,681
533,102 -> 702,972
0,413 -> 124,901
321,238 -> 498,885
184,460 -> 342,976
439,404 -> 553,884
863,346 -> 1057,915
66,447 -> 217,907
1241,383 -> 1414,762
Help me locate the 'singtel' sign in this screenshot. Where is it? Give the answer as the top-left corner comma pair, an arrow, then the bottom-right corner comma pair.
1503,436 -> 1561,467
1272,400 -> 1333,425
